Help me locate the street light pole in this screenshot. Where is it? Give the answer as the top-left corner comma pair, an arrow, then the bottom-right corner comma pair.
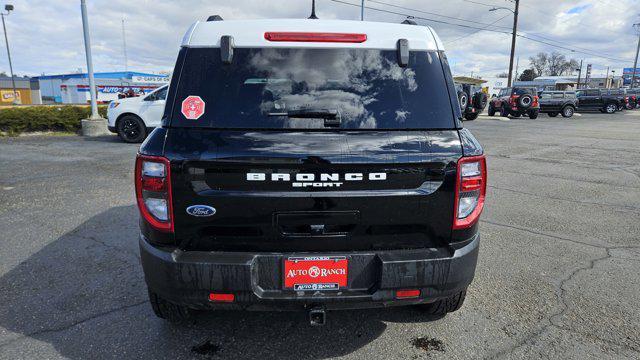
490,1 -> 519,87
80,0 -> 100,120
1,4 -> 17,104
360,0 -> 364,21
631,23 -> 640,88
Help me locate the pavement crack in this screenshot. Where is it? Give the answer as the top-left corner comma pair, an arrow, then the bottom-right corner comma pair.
0,300 -> 147,349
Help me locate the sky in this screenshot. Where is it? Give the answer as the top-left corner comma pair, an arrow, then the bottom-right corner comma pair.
2,0 -> 639,78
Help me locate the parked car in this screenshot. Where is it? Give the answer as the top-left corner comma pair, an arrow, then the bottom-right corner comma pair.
456,82 -> 488,121
454,83 -> 468,113
107,85 -> 168,143
603,89 -> 629,111
538,91 -> 578,118
136,17 -> 486,325
488,87 -> 540,119
625,88 -> 640,109
575,89 -> 621,114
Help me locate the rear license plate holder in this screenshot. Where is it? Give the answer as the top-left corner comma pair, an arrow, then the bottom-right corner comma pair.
283,256 -> 348,291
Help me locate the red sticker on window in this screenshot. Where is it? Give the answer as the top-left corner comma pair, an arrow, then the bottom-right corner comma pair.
181,95 -> 205,120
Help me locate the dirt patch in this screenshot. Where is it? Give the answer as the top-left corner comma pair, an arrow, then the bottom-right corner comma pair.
411,337 -> 445,352
191,339 -> 220,356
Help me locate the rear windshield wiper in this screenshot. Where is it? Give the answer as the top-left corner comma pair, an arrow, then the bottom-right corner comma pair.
268,109 -> 341,128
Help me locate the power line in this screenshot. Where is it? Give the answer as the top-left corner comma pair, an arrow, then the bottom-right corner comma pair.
445,13 -> 512,44
327,0 -> 632,63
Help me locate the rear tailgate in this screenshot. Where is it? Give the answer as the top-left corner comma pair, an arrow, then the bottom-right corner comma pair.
166,128 -> 462,252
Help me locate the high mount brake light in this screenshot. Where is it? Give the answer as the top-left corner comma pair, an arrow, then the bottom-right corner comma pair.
135,154 -> 174,232
453,155 -> 487,230
264,32 -> 367,43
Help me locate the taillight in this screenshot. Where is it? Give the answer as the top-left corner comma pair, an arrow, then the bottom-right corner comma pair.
135,154 -> 173,232
509,95 -> 518,107
264,32 -> 367,43
532,96 -> 539,107
453,155 -> 487,230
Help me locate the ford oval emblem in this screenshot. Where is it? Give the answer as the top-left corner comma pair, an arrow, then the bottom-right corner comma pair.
186,205 -> 216,217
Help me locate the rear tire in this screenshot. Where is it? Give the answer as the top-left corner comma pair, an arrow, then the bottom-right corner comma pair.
499,105 -> 509,117
561,106 -> 574,118
148,290 -> 193,323
528,110 -> 539,119
547,112 -> 559,117
487,104 -> 496,116
418,290 -> 466,316
117,115 -> 147,143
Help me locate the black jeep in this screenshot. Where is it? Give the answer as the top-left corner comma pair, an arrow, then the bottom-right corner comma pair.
135,18 -> 486,325
488,87 -> 540,119
455,82 -> 488,121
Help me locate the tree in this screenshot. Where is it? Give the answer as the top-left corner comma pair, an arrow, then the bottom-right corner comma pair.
518,69 -> 537,81
529,51 -> 579,77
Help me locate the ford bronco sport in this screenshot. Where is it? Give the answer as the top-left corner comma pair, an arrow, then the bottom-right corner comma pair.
136,17 -> 486,325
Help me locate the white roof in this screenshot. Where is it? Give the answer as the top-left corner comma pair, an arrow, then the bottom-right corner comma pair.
182,19 -> 443,51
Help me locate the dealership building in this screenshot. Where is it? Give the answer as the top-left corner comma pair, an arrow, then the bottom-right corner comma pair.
35,71 -> 169,104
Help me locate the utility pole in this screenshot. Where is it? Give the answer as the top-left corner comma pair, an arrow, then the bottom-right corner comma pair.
605,66 -> 610,88
490,1 -> 519,87
576,59 -> 583,90
1,5 -> 17,104
122,17 -> 128,72
631,23 -> 640,88
360,0 -> 364,21
507,0 -> 519,87
80,0 -> 107,136
514,56 -> 520,83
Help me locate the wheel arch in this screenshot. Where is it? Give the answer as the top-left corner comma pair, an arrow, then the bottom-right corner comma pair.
115,112 -> 145,129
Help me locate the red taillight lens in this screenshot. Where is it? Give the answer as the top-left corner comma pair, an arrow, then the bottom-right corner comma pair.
532,96 -> 539,107
509,95 -> 518,106
209,293 -> 235,303
396,289 -> 421,299
264,32 -> 367,43
135,154 -> 173,232
453,155 -> 487,230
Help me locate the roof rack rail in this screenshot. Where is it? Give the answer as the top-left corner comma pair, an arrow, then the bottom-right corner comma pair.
401,18 -> 417,25
207,15 -> 223,21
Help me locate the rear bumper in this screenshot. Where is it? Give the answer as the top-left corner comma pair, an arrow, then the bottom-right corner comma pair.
139,234 -> 480,311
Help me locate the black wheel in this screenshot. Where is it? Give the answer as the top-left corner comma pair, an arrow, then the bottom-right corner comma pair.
528,110 -> 539,119
473,92 -> 488,111
499,105 -> 509,117
604,103 -> 617,114
487,104 -> 496,116
547,112 -> 559,117
117,115 -> 146,143
518,94 -> 533,109
148,290 -> 193,323
464,112 -> 479,121
561,106 -> 574,118
417,290 -> 466,316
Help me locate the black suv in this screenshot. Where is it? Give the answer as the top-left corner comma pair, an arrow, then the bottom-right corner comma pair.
538,91 -> 578,118
575,89 -> 622,114
488,87 -> 540,119
455,82 -> 488,121
135,18 -> 486,325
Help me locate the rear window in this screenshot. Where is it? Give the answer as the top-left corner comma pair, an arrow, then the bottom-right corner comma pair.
168,48 -> 456,129
513,88 -> 535,95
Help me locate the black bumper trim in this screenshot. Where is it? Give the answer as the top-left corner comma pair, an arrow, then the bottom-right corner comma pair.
139,234 -> 479,310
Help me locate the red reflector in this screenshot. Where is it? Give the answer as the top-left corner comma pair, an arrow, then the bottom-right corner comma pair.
209,293 -> 235,303
396,289 -> 421,299
264,32 -> 367,43
461,176 -> 483,191
141,176 -> 166,192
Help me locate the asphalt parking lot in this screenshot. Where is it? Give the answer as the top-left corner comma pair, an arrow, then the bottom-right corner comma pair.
1,111 -> 639,359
